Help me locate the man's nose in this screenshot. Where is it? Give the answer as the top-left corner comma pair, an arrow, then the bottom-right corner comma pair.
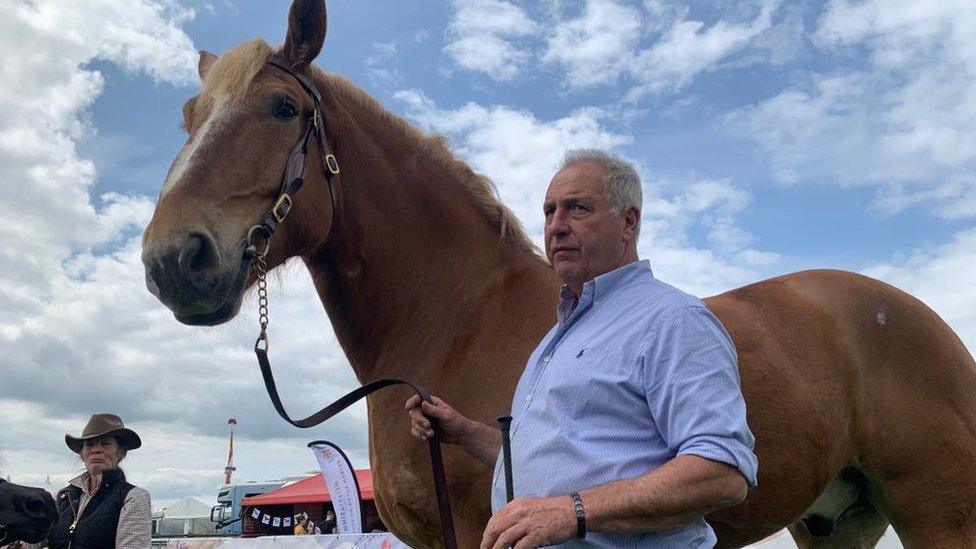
548,210 -> 571,235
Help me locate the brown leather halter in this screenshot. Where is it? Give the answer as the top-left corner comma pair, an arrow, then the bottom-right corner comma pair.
243,56 -> 458,548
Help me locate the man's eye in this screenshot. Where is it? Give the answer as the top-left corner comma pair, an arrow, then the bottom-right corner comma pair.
273,100 -> 298,120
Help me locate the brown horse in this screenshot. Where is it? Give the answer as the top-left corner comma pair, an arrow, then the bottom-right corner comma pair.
141,0 -> 976,546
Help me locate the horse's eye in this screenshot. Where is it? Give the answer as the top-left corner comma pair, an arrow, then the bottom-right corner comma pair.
273,100 -> 298,120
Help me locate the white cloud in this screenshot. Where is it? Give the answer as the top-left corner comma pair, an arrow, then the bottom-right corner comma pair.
541,0 -> 644,88
365,41 -> 402,88
540,0 -> 780,98
639,178 -> 779,296
727,0 -> 976,218
443,0 -> 538,80
0,0 -> 196,299
626,0 -> 779,98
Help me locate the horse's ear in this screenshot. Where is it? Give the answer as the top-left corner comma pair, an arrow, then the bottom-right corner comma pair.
198,50 -> 217,81
281,0 -> 327,70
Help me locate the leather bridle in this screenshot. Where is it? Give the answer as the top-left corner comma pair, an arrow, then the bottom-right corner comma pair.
244,54 -> 339,262
242,56 -> 458,549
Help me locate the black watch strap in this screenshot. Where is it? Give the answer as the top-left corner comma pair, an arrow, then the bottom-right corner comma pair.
570,491 -> 586,539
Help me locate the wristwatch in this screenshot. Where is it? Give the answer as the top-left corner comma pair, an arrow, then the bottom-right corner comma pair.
570,491 -> 586,539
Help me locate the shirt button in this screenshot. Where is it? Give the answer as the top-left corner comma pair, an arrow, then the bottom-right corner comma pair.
542,356 -> 550,364
524,394 -> 532,402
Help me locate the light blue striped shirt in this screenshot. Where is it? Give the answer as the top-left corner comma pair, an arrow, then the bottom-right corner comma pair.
490,260 -> 758,548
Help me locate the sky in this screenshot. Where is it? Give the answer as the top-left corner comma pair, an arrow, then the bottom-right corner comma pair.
1,0 -> 974,546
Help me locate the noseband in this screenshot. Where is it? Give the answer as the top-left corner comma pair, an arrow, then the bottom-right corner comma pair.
241,57 -> 458,549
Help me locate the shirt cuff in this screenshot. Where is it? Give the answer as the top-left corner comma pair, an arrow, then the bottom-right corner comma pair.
677,434 -> 759,487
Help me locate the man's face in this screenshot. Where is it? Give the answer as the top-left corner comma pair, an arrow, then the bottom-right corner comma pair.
543,161 -> 636,294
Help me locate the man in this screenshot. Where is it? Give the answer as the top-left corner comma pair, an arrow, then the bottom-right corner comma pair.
406,149 -> 758,548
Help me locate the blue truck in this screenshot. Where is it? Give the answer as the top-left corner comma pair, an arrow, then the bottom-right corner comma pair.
210,480 -> 285,535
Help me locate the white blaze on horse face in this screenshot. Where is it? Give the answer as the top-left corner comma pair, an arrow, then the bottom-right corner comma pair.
160,98 -> 230,199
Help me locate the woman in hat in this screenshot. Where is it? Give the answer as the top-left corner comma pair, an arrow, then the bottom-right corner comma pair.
47,413 -> 151,548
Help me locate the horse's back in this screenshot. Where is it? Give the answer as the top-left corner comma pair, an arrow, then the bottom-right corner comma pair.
707,268 -> 976,408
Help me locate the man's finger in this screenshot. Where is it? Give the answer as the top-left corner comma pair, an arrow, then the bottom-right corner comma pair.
480,521 -> 500,549
421,400 -> 449,419
492,523 -> 525,549
404,394 -> 422,409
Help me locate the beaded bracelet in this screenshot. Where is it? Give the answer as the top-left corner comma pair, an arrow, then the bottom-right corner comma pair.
570,491 -> 586,539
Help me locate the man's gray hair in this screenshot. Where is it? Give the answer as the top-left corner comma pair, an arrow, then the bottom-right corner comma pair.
560,149 -> 642,216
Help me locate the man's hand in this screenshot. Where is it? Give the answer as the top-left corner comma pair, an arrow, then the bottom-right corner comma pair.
480,496 -> 578,549
405,395 -> 502,467
405,394 -> 471,444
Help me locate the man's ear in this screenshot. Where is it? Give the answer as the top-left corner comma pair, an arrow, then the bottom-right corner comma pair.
281,0 -> 327,70
198,50 -> 217,81
622,206 -> 640,243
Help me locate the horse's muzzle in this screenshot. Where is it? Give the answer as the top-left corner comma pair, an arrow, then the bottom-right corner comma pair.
142,231 -> 248,325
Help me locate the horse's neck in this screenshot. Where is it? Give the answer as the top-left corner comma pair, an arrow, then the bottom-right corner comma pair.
305,77 -> 555,383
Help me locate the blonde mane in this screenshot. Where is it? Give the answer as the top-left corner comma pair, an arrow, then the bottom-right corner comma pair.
199,38 -> 543,260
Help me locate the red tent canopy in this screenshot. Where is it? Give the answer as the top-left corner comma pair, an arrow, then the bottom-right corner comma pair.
242,469 -> 373,506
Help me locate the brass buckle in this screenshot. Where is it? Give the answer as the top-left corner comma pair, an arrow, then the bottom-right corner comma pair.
272,194 -> 293,223
325,154 -> 340,175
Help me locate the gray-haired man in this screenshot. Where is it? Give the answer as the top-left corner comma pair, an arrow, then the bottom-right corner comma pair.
407,149 -> 757,548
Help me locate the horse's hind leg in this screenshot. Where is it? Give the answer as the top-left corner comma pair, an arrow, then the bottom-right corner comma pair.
883,496 -> 976,549
857,413 -> 976,548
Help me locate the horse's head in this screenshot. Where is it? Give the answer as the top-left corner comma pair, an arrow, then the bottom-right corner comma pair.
0,479 -> 59,544
142,0 -> 336,325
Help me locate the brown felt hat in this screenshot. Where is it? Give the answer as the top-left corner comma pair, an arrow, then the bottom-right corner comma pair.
65,413 -> 142,454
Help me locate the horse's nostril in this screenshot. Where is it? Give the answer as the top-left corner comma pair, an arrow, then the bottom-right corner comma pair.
25,496 -> 45,516
17,494 -> 48,518
178,232 -> 219,275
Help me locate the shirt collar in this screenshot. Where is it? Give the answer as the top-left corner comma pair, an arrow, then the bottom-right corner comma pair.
69,472 -> 92,494
556,260 -> 652,324
68,469 -> 122,494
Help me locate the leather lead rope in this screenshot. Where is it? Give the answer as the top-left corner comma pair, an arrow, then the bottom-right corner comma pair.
254,346 -> 458,548
245,55 -> 458,549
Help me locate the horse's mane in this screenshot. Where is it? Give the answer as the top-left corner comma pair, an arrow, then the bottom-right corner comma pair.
202,39 -> 544,261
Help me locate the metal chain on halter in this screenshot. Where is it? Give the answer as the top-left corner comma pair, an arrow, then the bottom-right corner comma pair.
256,253 -> 270,350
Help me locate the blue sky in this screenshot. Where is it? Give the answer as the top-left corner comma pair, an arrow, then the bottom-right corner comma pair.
2,1 -> 974,546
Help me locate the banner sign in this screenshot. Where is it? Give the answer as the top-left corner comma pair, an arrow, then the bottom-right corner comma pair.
308,440 -> 363,534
